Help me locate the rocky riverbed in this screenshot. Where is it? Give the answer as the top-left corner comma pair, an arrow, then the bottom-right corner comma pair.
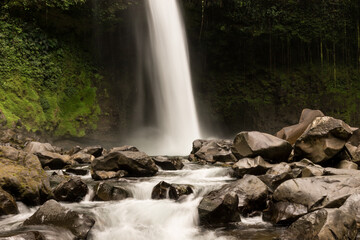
1,109 -> 360,240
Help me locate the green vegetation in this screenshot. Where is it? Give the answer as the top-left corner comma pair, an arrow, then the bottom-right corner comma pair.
0,14 -> 100,136
184,0 -> 360,133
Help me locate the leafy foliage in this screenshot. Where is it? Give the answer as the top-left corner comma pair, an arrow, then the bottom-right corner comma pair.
0,14 -> 100,136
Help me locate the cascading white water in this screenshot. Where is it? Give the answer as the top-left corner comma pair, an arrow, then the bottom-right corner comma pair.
131,0 -> 201,155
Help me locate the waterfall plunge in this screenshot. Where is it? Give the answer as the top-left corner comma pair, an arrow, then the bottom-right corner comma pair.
131,0 -> 201,155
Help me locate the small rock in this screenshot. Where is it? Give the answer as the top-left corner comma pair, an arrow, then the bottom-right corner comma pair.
91,170 -> 128,180
151,181 -> 179,200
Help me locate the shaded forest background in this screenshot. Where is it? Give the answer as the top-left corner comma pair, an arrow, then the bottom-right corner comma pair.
0,0 -> 359,141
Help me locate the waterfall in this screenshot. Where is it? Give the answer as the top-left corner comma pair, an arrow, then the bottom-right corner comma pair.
130,0 -> 201,156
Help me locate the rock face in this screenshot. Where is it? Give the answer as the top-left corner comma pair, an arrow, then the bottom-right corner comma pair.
190,139 -> 237,164
23,200 -> 95,239
282,208 -> 357,240
232,156 -> 272,178
53,177 -> 88,202
267,175 -> 360,223
0,188 -> 18,216
231,131 -> 292,163
198,175 -> 268,225
294,116 -> 353,164
25,142 -> 73,169
153,156 -> 184,170
151,181 -> 193,200
276,109 -> 325,144
0,146 -> 52,205
91,149 -> 158,177
93,182 -> 130,201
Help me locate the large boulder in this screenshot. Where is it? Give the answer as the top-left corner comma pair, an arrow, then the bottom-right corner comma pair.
0,146 -> 52,205
282,208 -> 357,240
24,142 -> 73,169
93,182 -> 130,201
232,156 -> 272,178
91,149 -> 158,177
153,156 -> 184,170
268,175 -> 360,223
198,175 -> 269,225
23,200 -> 95,239
231,131 -> 292,163
294,116 -> 353,164
276,109 -> 325,144
190,139 -> 237,164
53,177 -> 88,202
263,201 -> 308,224
0,188 -> 18,216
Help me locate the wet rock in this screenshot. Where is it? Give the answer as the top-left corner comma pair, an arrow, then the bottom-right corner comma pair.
258,162 -> 301,190
91,150 -> 158,177
273,175 -> 360,215
231,131 -> 292,163
53,177 -> 88,202
91,170 -> 128,180
198,175 -> 269,225
48,173 -> 70,189
151,181 -> 179,200
65,167 -> 89,176
294,116 -> 353,164
93,182 -> 130,201
232,156 -> 272,178
282,208 -> 357,240
153,156 -> 184,170
80,146 -> 104,158
0,188 -> 18,216
0,146 -> 52,205
191,139 -> 236,164
172,184 -> 193,198
24,142 -> 74,169
263,201 -> 308,224
0,231 -> 46,240
336,160 -> 358,170
23,200 -> 95,239
70,152 -> 94,164
276,109 -> 325,145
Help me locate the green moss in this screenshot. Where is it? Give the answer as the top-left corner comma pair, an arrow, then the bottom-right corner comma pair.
0,15 -> 101,136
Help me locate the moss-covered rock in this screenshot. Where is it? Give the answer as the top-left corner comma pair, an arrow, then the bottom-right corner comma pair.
0,146 -> 53,205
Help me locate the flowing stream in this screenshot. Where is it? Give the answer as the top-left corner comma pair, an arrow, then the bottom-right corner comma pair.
0,163 -> 283,240
130,0 -> 201,156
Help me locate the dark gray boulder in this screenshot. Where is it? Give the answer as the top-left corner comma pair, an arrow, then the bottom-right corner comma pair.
93,182 -> 130,201
198,175 -> 269,225
151,181 -> 193,200
23,200 -> 95,239
0,188 -> 18,216
294,116 -> 353,164
53,177 -> 88,202
281,208 -> 357,240
91,150 -> 158,177
231,131 -> 292,163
